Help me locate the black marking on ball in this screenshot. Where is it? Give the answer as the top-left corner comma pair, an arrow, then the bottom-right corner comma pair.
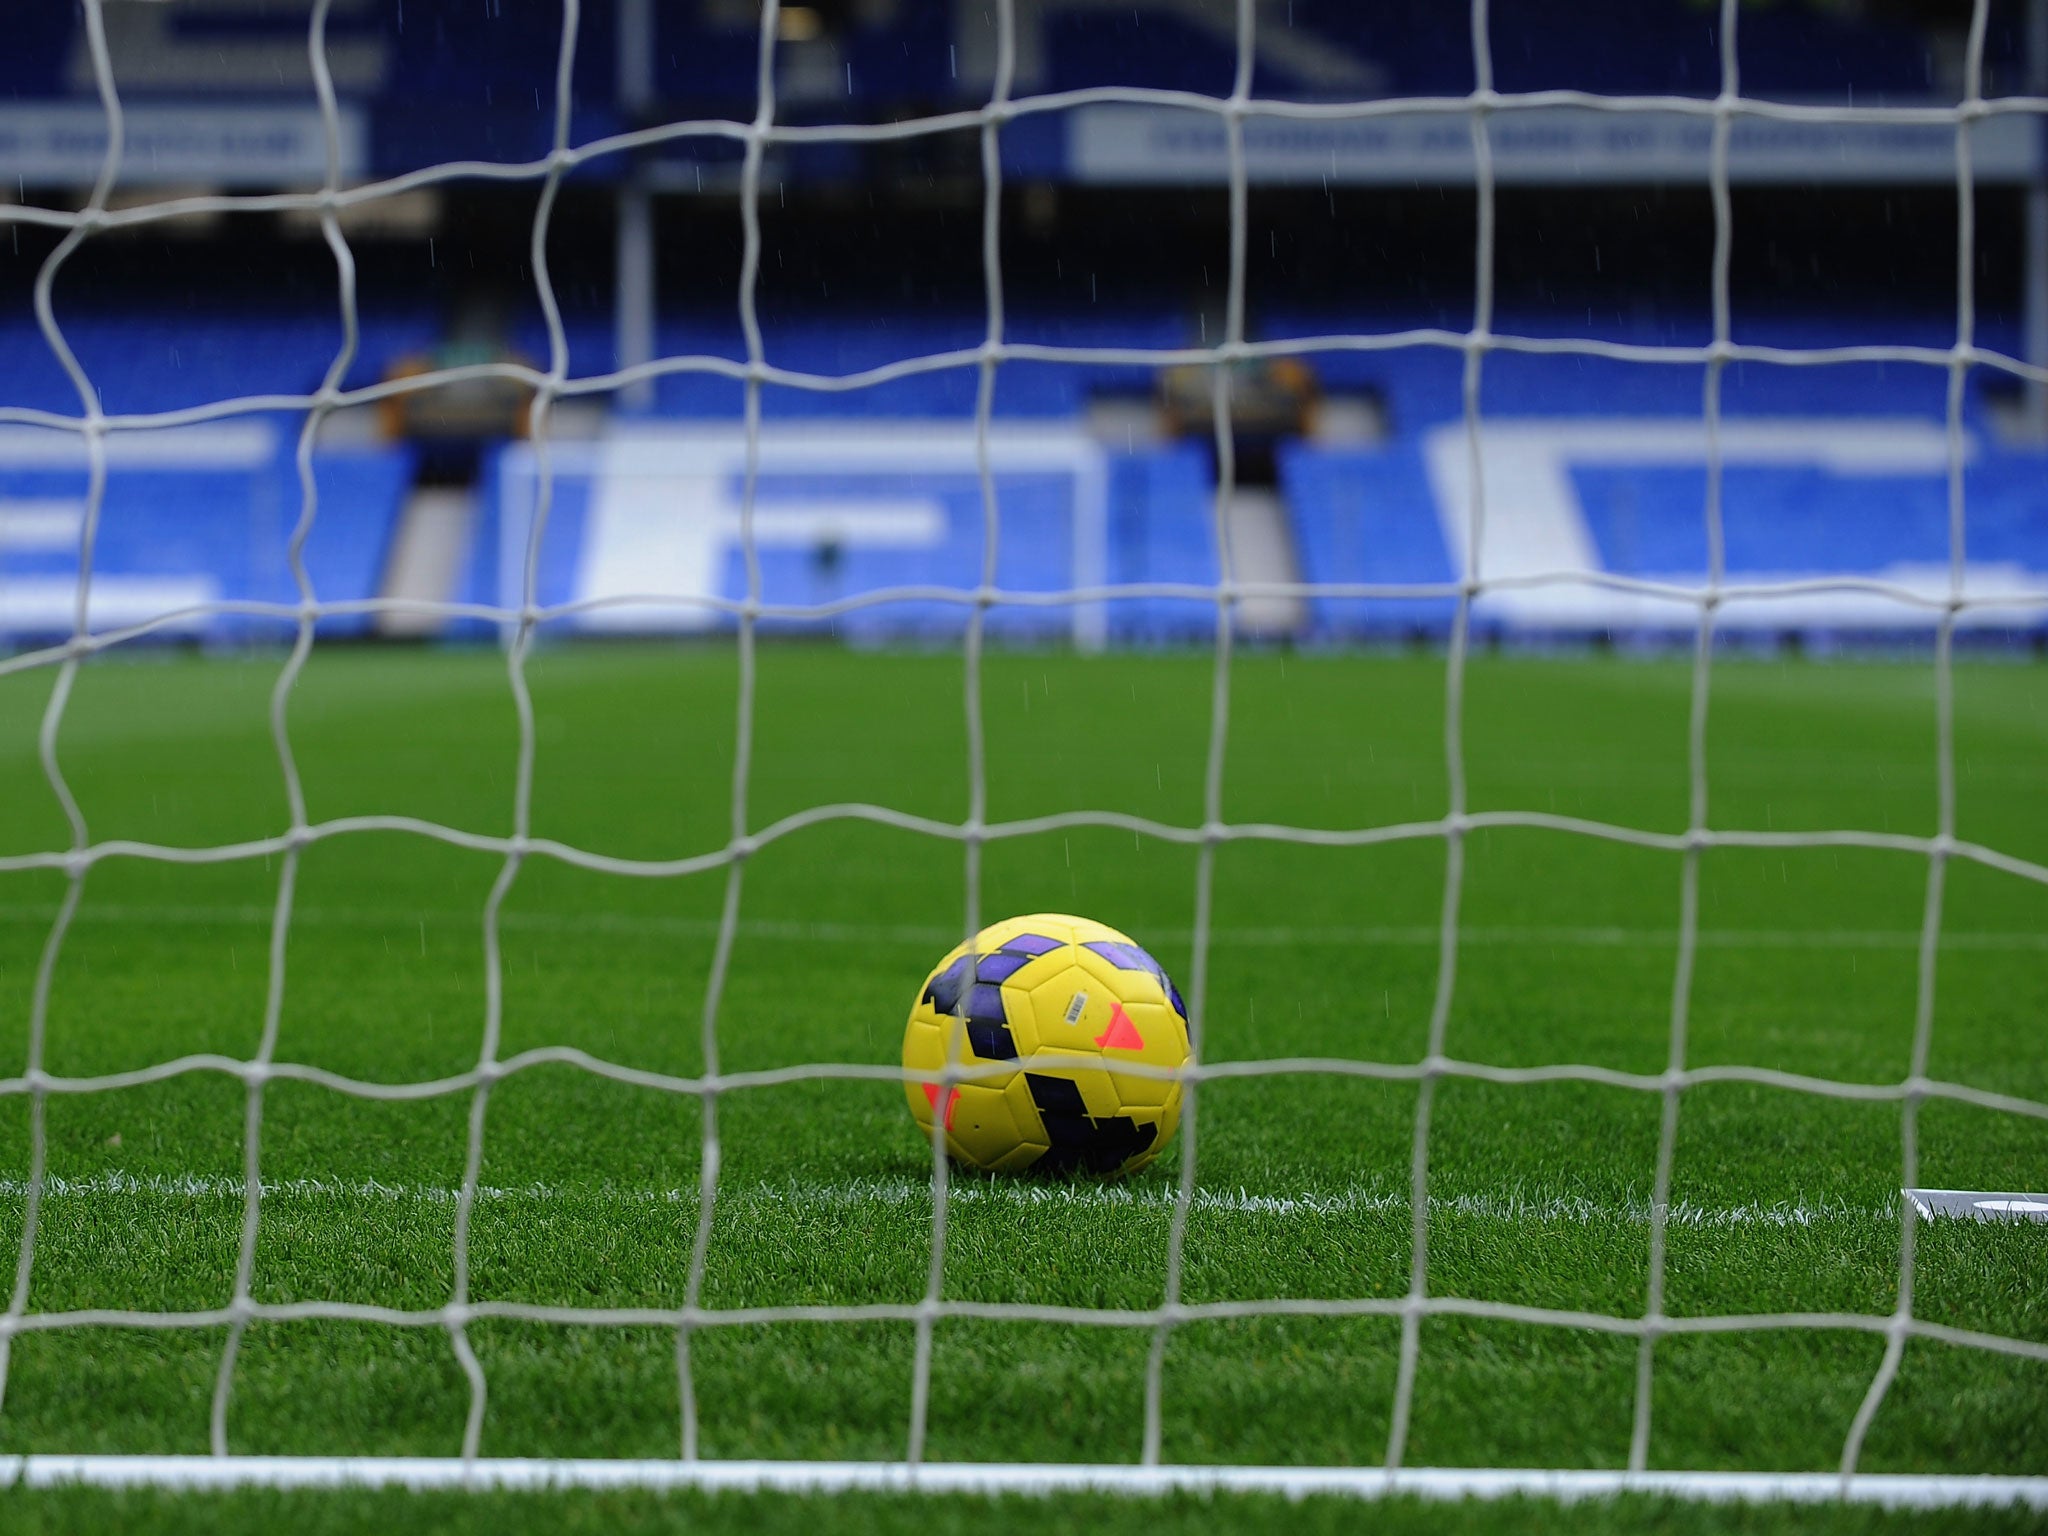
1024,1073 -> 1157,1176
967,1020 -> 1019,1060
922,955 -> 970,1015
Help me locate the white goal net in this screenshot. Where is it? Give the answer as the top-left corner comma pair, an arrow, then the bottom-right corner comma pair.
1,0 -> 2045,1509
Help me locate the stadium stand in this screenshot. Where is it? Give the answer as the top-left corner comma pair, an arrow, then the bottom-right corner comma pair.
7,288 -> 2044,645
1,1 -> 2041,649
3,2 -> 2031,175
463,426 -> 1221,642
0,419 -> 411,643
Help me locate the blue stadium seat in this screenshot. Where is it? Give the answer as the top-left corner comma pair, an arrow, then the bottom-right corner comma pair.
1108,444 -> 1218,641
1279,435 -> 2047,639
0,420 -> 411,644
1279,443 -> 1459,637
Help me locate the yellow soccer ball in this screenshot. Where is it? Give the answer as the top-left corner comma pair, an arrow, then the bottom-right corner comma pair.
902,912 -> 1191,1177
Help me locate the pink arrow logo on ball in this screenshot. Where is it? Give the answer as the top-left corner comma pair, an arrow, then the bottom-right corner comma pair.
922,1083 -> 960,1129
1094,1001 -> 1144,1051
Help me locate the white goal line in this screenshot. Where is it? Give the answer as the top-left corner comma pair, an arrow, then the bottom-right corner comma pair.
0,1172 -> 1904,1228
6,0 -> 2042,1488
0,1456 -> 2042,1509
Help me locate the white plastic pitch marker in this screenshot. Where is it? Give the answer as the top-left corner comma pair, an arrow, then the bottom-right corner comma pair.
1905,1189 -> 2048,1222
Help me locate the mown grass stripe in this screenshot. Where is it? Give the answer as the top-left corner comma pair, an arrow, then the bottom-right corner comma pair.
2,904 -> 2045,952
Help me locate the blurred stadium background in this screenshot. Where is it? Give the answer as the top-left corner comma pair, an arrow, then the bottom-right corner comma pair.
4,2 -> 2048,1523
2,0 -> 2044,649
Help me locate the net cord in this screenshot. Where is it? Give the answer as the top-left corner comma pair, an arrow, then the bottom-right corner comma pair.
1382,0 -> 1494,1472
207,0 -> 362,1458
1837,0 -> 1989,1484
1627,0 -> 1738,1474
675,0 -> 781,1465
8,559 -> 2048,671
1,810 -> 2046,889
0,0 -> 124,1425
0,1050 -> 2042,1118
0,0 -> 2042,1484
440,0 -> 580,1461
901,0 -> 1019,1471
1137,0 -> 1252,1472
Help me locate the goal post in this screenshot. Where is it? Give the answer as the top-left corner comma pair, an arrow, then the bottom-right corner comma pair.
1,0 -> 2046,1512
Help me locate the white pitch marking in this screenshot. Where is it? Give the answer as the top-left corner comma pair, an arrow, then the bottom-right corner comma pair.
1,1456 -> 2044,1507
0,1172 -> 1898,1228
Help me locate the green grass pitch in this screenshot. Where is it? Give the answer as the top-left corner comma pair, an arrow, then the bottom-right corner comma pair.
0,641 -> 2044,1533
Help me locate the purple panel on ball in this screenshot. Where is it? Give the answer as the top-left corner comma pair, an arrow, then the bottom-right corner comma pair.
922,955 -> 971,1014
974,951 -> 1035,983
1085,940 -> 1157,976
